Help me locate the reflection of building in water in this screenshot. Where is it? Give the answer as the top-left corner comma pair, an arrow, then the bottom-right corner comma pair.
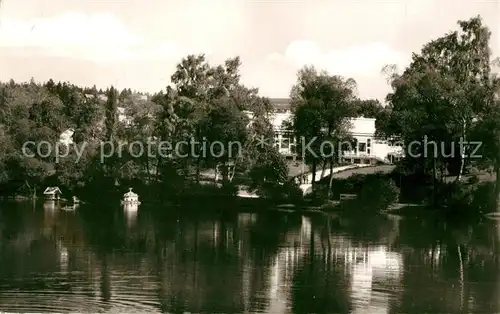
301,216 -> 311,239
124,209 -> 137,228
259,215 -> 403,314
258,216 -> 312,313
44,200 -> 57,211
43,204 -> 58,237
57,241 -> 69,274
348,246 -> 403,314
266,256 -> 287,313
238,213 -> 257,225
156,213 -> 403,313
213,221 -> 219,247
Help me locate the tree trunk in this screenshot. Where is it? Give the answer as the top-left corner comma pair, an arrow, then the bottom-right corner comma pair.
495,136 -> 500,212
311,160 -> 317,191
223,164 -> 229,182
25,180 -> 34,199
145,157 -> 150,184
155,159 -> 161,183
440,163 -> 445,182
214,164 -> 220,185
195,156 -> 201,184
327,158 -> 335,200
320,159 -> 327,180
312,160 -> 317,182
456,118 -> 467,182
457,244 -> 465,312
194,127 -> 202,184
229,161 -> 236,182
432,158 -> 437,207
495,162 -> 500,212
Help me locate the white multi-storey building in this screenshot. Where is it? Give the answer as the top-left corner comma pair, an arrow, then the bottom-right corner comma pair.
340,116 -> 403,164
269,98 -> 295,157
259,98 -> 403,165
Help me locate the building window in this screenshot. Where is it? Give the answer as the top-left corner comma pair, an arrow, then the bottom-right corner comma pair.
340,141 -> 352,152
281,137 -> 290,149
367,138 -> 371,148
367,148 -> 371,155
272,134 -> 279,148
359,143 -> 366,152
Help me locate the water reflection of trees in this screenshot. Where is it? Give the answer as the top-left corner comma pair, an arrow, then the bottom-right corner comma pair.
290,246 -> 351,313
155,211 -> 301,313
0,202 -> 499,313
289,214 -> 402,314
392,217 -> 500,313
287,213 -> 500,314
0,203 -> 101,312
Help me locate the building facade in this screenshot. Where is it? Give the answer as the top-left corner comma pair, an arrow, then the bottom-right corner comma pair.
261,98 -> 403,164
269,99 -> 296,157
340,117 -> 403,165
114,95 -> 403,165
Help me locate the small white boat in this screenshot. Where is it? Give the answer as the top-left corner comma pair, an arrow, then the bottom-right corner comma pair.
61,205 -> 76,211
121,188 -> 141,208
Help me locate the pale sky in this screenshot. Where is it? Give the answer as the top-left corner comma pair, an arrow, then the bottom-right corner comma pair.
0,0 -> 498,101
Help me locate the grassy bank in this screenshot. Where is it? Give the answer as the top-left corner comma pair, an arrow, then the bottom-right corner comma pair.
301,166 -> 497,219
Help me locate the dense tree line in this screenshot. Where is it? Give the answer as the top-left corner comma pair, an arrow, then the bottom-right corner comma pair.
0,56 -> 293,202
2,15 -> 499,212
377,15 -> 500,211
288,15 -> 500,213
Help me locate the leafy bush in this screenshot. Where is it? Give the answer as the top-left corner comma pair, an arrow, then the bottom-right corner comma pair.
420,180 -> 495,217
344,173 -> 365,191
222,183 -> 239,197
282,181 -> 304,204
467,175 -> 480,184
357,176 -> 400,210
250,180 -> 303,205
248,148 -> 289,200
309,184 -> 330,205
181,180 -> 238,198
432,181 -> 473,211
470,182 -> 495,213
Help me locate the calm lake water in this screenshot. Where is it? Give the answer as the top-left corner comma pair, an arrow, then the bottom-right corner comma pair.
0,202 -> 499,313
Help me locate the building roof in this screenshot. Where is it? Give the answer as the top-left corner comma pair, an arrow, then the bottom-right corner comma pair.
43,187 -> 62,194
269,98 -> 291,111
59,129 -> 75,144
124,188 -> 138,197
269,98 -> 290,105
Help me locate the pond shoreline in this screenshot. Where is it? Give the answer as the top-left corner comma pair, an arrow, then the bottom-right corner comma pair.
4,192 -> 494,223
